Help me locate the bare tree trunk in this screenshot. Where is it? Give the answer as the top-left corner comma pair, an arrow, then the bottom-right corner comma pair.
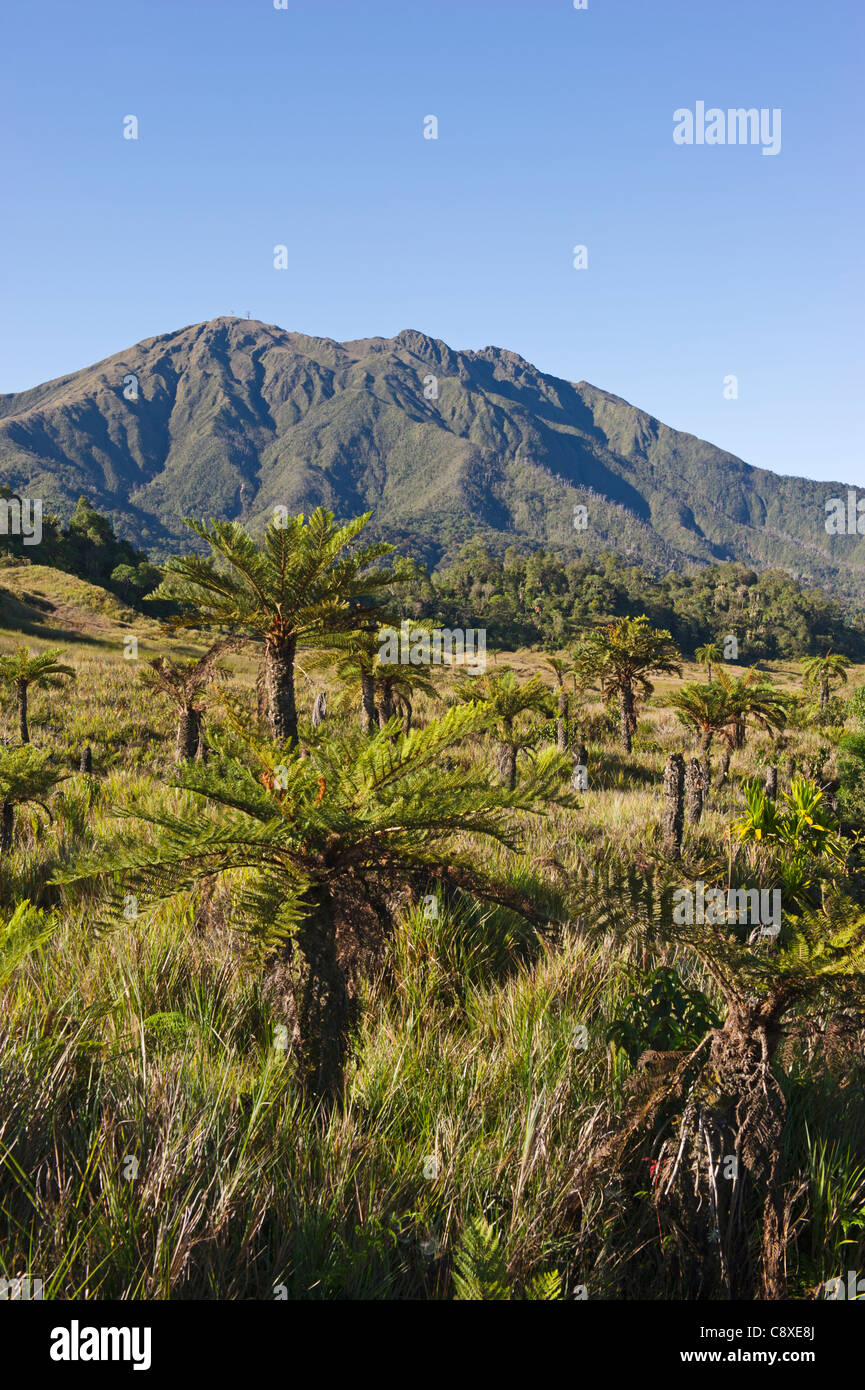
662,753 -> 685,859
16,680 -> 28,745
685,757 -> 704,824
79,745 -> 93,774
265,635 -> 298,745
764,766 -> 777,799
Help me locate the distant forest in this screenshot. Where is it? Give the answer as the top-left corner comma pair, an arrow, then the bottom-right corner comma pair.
1,492 -> 863,661
398,540 -> 865,660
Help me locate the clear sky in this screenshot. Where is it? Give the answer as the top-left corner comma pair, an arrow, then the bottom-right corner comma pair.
1,0 -> 862,485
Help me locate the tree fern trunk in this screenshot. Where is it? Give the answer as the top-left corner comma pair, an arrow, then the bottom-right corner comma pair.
497,742 -> 517,791
0,801 -> 13,854
294,887 -> 351,1102
176,706 -> 200,762
557,687 -> 568,752
360,670 -> 377,734
685,757 -> 704,824
378,682 -> 396,729
700,732 -> 712,795
619,684 -> 634,753
716,745 -> 732,789
662,753 -> 685,859
17,680 -> 28,745
311,691 -> 327,728
265,636 -> 298,746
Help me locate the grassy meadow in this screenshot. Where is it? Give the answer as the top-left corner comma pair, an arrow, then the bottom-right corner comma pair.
0,558 -> 864,1303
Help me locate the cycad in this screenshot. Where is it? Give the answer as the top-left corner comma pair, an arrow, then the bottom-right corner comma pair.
695,642 -> 723,682
715,668 -> 787,783
801,651 -> 849,711
138,638 -> 240,761
669,680 -> 735,788
546,655 -> 576,751
573,616 -> 681,753
56,701 -> 574,1098
328,627 -> 439,734
149,509 -> 395,746
0,644 -> 74,744
0,745 -> 65,853
454,669 -> 553,790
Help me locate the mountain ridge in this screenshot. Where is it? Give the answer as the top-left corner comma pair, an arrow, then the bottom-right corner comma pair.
1,317 -> 863,604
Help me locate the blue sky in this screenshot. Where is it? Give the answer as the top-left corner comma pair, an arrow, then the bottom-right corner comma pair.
1,0 -> 862,484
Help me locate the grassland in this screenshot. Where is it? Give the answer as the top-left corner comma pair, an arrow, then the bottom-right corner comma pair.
0,564 -> 863,1301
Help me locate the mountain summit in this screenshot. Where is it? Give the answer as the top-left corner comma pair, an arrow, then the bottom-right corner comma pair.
0,317 -> 861,599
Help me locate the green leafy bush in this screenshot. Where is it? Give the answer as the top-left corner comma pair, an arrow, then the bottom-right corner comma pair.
606,966 -> 720,1065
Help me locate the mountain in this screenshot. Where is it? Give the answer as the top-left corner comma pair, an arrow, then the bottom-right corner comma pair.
1,316 -> 863,602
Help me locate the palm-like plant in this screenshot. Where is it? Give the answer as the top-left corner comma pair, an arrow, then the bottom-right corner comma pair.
546,655 -> 576,751
454,670 -> 554,790
375,662 -> 438,735
0,645 -> 74,744
137,639 -> 241,761
715,669 -> 787,785
55,701 -> 574,1098
0,745 -> 64,853
329,627 -> 439,735
801,651 -> 850,711
669,681 -> 736,789
695,642 -> 722,683
330,628 -> 379,734
573,616 -> 681,753
149,510 -> 396,747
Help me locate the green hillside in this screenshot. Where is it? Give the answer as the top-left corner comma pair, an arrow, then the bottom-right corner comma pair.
1,317 -> 863,603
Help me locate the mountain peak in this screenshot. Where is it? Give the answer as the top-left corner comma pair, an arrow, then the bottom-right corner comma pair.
0,322 -> 860,601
